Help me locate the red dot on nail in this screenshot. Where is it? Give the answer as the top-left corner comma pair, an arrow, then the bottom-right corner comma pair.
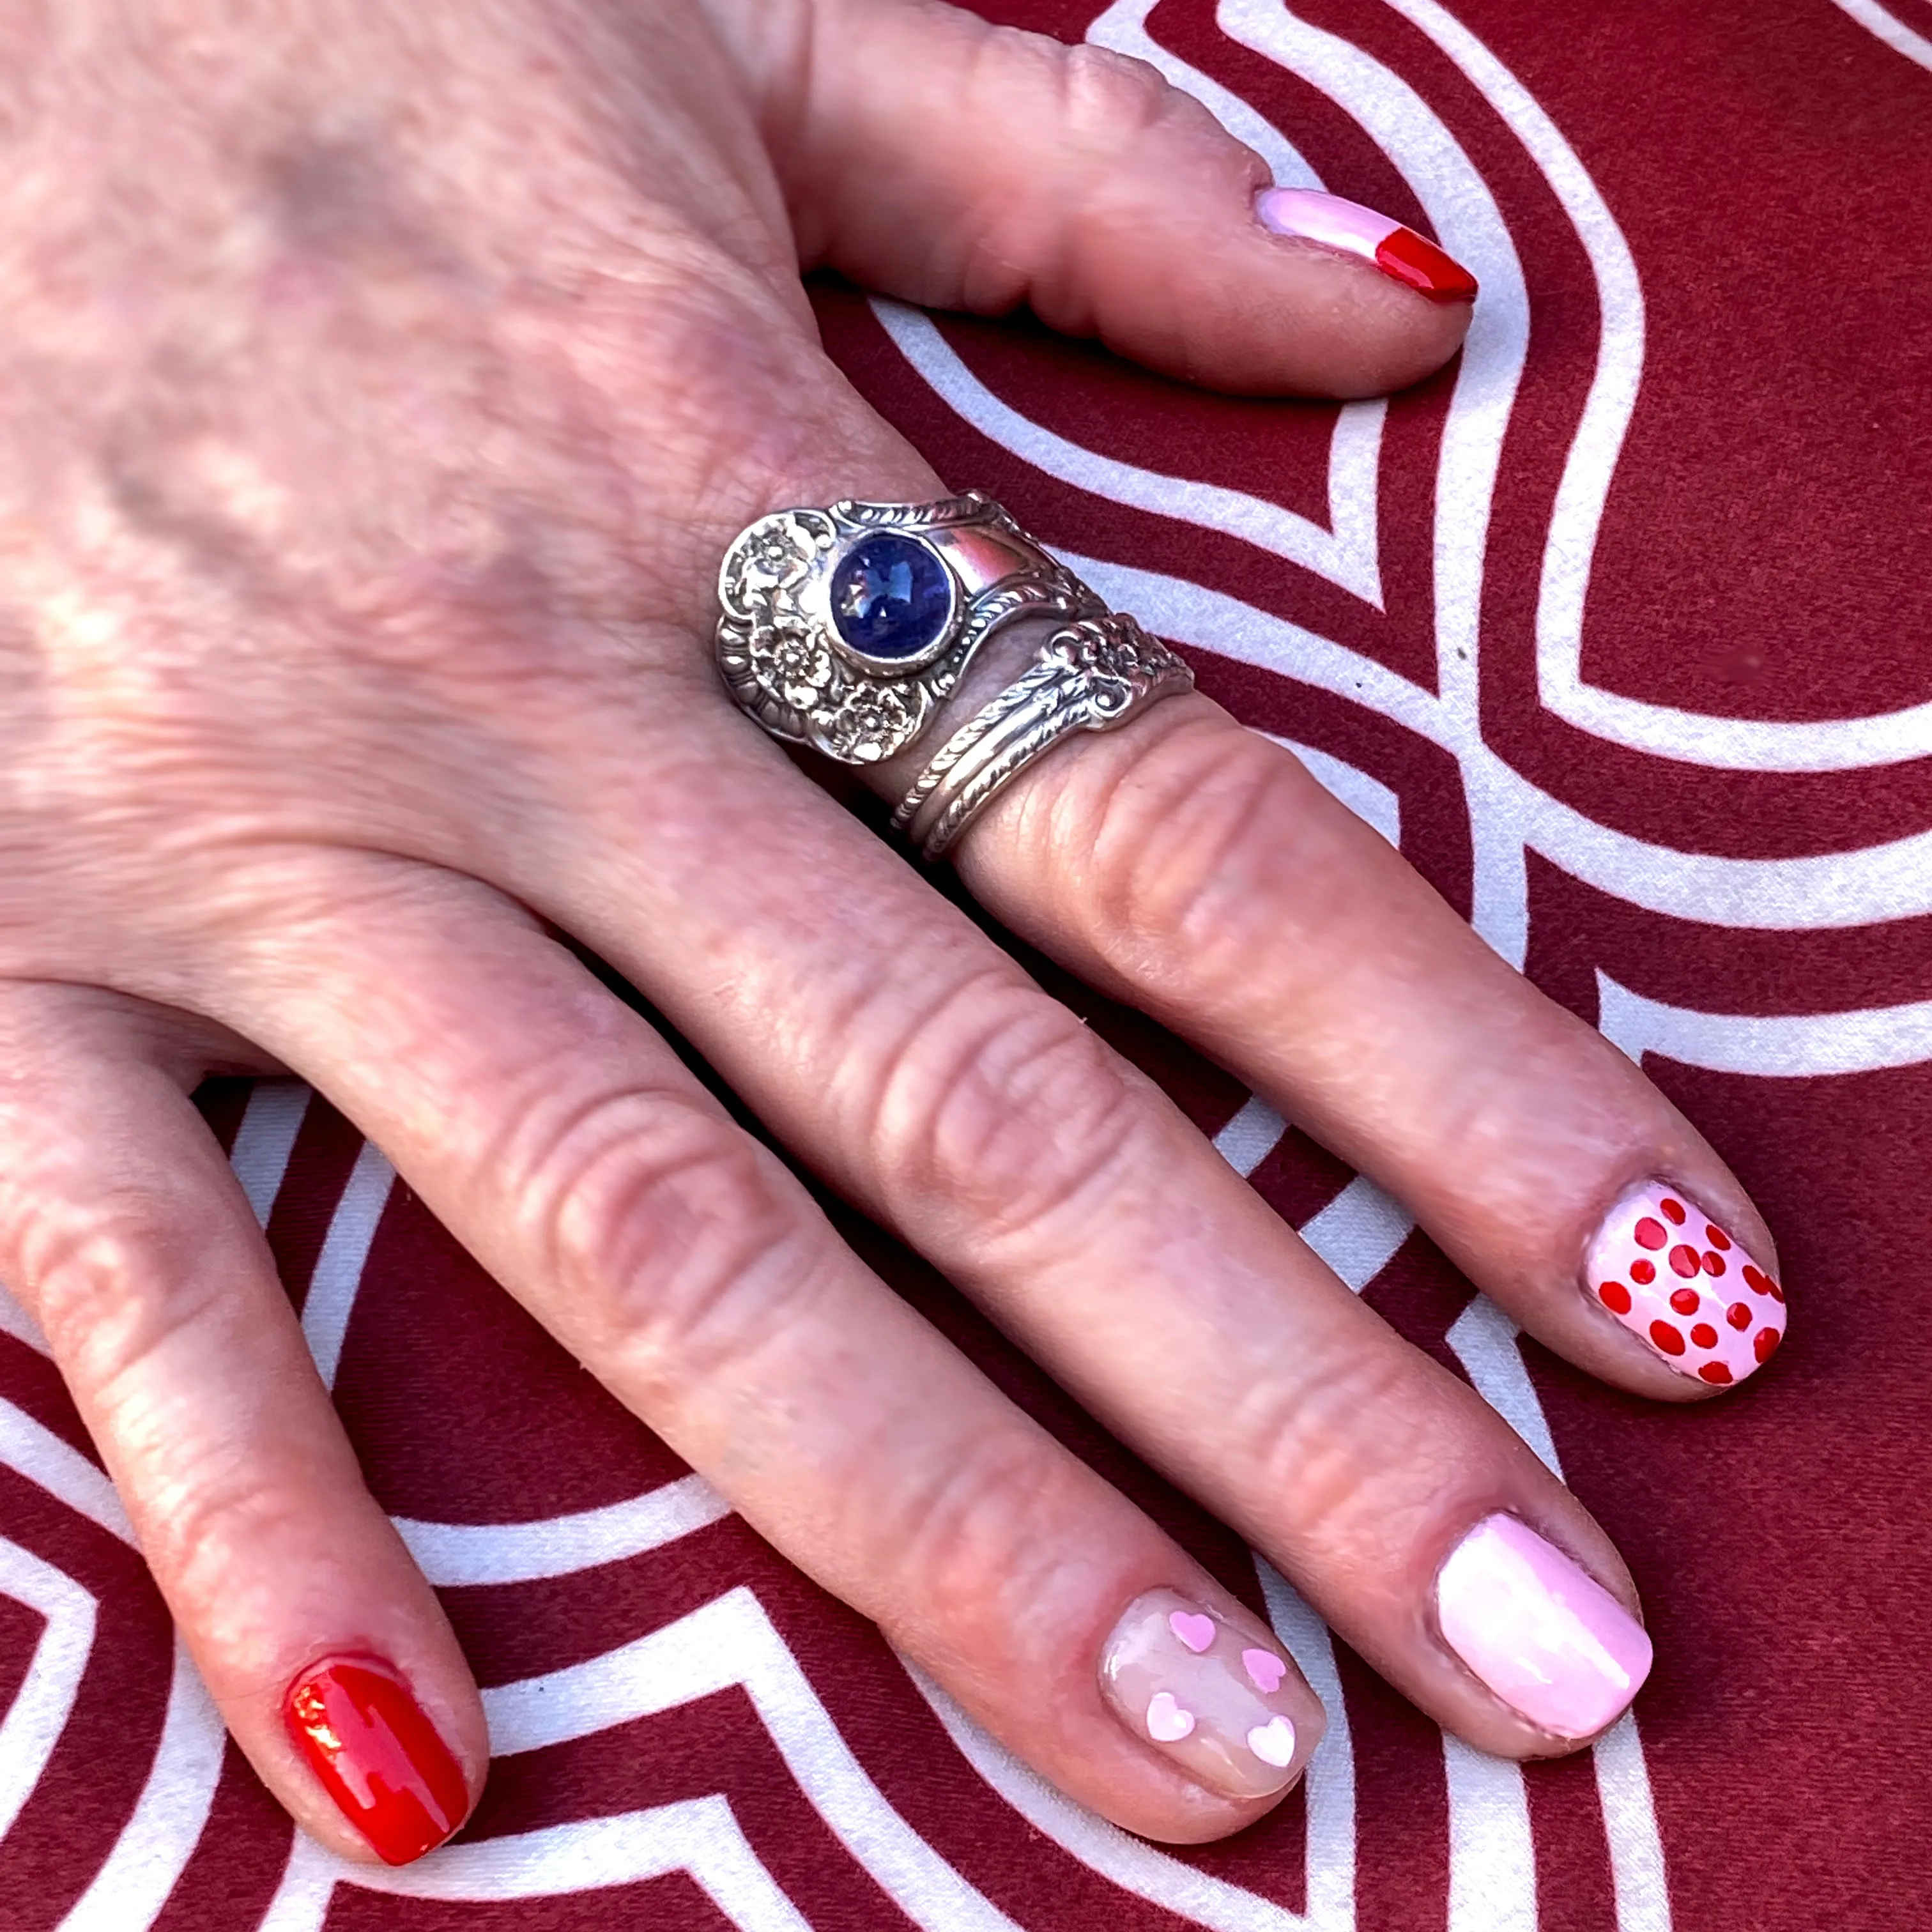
1649,1320 -> 1687,1356
1728,1302 -> 1752,1330
1690,1323 -> 1719,1349
1598,1280 -> 1632,1314
1703,1252 -> 1726,1276
1660,1197 -> 1687,1225
1756,1326 -> 1781,1362
1635,1218 -> 1667,1250
1768,1278 -> 1786,1304
1706,1225 -> 1732,1252
1630,1259 -> 1656,1284
1670,1244 -> 1701,1278
1742,1264 -> 1770,1296
1669,1287 -> 1700,1315
1699,1361 -> 1734,1385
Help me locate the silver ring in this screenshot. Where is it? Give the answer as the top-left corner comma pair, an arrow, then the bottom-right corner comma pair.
891,613 -> 1195,862
715,492 -> 1101,765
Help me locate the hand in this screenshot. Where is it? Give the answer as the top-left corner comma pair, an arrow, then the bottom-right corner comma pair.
0,0 -> 1784,1864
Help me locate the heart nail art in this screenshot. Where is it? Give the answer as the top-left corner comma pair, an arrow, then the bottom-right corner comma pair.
1146,1691 -> 1196,1742
1169,1611 -> 1215,1654
1246,1716 -> 1297,1767
1101,1590 -> 1312,1798
1243,1648 -> 1286,1692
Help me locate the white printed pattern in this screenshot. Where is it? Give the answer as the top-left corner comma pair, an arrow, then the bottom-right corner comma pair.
0,5 -> 1926,1929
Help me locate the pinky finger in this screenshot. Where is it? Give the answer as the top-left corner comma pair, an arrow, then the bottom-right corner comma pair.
0,981 -> 486,1864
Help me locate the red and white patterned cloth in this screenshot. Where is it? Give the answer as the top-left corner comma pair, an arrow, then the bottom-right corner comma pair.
4,2 -> 1929,1925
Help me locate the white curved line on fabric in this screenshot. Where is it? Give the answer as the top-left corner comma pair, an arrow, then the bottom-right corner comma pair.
1091,0 -> 1328,187
1387,0 -> 1932,769
300,1137 -> 395,1392
1255,1556 -> 1359,1932
55,1638 -> 226,1932
0,1286 -> 48,1356
871,298 -> 1388,606
395,1475 -> 733,1586
1216,0 -> 1530,732
0,1399 -> 131,1544
1830,0 -> 1932,73
228,1081 -> 313,1229
261,1797 -> 812,1932
1597,974 -> 1932,1076
0,1539 -> 97,1844
901,1650 -> 1326,1932
1073,551 -> 1932,928
1300,1177 -> 1414,1292
480,1587 -> 1025,1931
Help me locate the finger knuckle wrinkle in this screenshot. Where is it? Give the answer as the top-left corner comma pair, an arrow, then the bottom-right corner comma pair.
884,1427 -> 1074,1611
26,1202 -> 218,1390
522,1087 -> 819,1383
1243,1345 -> 1434,1540
865,974 -> 1149,1243
1085,731 -> 1345,989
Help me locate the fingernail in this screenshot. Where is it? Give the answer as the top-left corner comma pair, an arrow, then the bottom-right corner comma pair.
1098,1589 -> 1311,1798
285,1656 -> 469,1864
1435,1514 -> 1652,1737
1585,1179 -> 1787,1386
1254,186 -> 1478,303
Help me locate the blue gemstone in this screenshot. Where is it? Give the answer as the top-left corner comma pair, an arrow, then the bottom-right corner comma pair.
829,535 -> 951,659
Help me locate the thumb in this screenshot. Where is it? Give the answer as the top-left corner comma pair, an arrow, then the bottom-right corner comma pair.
737,0 -> 1475,398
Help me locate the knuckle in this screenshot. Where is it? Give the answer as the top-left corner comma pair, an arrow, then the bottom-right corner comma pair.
24,1192 -> 218,1392
1080,722 -> 1359,997
512,1084 -> 828,1393
1239,1337 -> 1439,1544
857,971 -> 1154,1248
878,1424 -> 1087,1617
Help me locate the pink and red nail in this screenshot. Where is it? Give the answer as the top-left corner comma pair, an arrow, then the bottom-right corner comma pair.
1255,187 -> 1478,303
285,1657 -> 468,1865
1586,1181 -> 1786,1386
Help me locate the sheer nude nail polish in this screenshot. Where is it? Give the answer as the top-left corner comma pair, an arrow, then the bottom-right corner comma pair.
1435,1515 -> 1652,1738
1098,1590 -> 1314,1798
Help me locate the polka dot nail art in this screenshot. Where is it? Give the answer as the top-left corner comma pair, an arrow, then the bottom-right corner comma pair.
1585,1181 -> 1785,1385
1097,1590 -> 1319,1799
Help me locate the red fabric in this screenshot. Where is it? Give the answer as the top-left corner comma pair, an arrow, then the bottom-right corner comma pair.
3,3 -> 1929,1926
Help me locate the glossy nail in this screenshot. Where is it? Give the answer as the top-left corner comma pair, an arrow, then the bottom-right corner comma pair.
1098,1589 -> 1314,1798
285,1656 -> 469,1864
1436,1514 -> 1652,1738
1254,186 -> 1478,303
1586,1179 -> 1786,1386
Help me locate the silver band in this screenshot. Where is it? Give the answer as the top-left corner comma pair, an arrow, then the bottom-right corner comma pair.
892,613 -> 1195,862
715,492 -> 1102,766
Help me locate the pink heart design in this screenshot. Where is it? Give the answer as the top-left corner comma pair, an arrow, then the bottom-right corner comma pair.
1246,1716 -> 1296,1767
1243,1648 -> 1287,1693
1145,1691 -> 1196,1742
1168,1611 -> 1215,1654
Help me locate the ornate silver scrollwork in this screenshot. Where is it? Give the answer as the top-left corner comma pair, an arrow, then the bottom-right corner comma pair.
715,492 -> 1101,765
892,612 -> 1196,862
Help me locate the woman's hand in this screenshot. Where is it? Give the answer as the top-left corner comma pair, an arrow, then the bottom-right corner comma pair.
0,0 -> 1784,1863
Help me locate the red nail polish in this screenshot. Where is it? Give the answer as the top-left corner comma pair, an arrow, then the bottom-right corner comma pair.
1371,225 -> 1481,304
284,1657 -> 469,1864
1255,187 -> 1480,305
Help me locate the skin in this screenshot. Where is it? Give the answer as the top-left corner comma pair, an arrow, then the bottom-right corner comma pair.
0,0 -> 1779,1861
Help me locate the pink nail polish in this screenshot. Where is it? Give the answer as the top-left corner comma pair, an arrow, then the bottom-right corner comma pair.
1098,1590 -> 1316,1798
1435,1515 -> 1652,1738
1586,1181 -> 1786,1386
1254,186 -> 1478,303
